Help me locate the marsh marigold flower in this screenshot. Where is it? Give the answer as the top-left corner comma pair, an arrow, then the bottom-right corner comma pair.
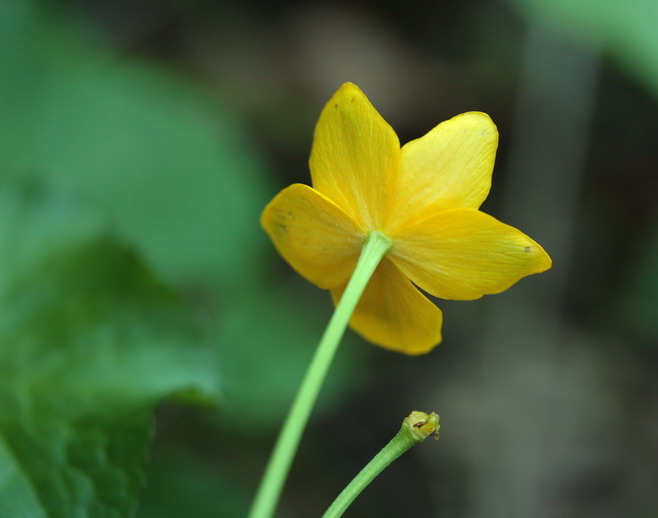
262,83 -> 551,355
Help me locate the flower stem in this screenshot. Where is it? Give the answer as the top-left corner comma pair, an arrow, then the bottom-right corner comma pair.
248,230 -> 393,518
323,411 -> 440,518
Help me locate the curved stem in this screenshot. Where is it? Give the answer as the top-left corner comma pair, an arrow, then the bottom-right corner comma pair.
248,231 -> 393,518
323,411 -> 440,518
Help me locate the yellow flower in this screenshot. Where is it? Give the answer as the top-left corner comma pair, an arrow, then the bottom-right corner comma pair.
261,83 -> 551,355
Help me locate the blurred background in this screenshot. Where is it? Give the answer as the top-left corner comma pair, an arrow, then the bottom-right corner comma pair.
1,0 -> 656,517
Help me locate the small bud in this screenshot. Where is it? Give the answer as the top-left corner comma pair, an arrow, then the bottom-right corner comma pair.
403,410 -> 440,442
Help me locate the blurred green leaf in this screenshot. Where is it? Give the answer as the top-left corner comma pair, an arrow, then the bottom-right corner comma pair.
218,282 -> 365,433
0,0 -> 363,450
0,0 -> 273,292
622,213 -> 658,343
508,0 -> 658,97
136,443 -> 250,518
0,181 -> 220,518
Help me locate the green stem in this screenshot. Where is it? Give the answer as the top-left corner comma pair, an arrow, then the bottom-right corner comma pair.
323,411 -> 440,518
248,230 -> 393,518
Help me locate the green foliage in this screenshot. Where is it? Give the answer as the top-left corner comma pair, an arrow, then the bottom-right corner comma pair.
508,0 -> 658,97
218,283 -> 364,433
136,443 -> 251,518
0,182 -> 220,517
0,0 -> 272,292
623,214 -> 658,343
0,2 -> 366,515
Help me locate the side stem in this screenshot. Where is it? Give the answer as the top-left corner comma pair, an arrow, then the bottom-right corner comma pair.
323,411 -> 440,518
248,230 -> 393,518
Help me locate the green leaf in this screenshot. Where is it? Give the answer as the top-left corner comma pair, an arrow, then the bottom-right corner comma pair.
0,0 -> 273,292
508,0 -> 658,97
135,442 -> 251,518
218,282 -> 365,433
0,181 -> 220,518
622,213 -> 658,343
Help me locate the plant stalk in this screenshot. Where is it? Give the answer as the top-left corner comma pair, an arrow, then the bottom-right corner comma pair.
248,230 -> 393,518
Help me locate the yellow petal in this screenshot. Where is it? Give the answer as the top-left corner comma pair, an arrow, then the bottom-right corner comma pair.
385,112 -> 497,233
331,258 -> 442,355
310,83 -> 400,229
261,184 -> 364,289
389,208 -> 552,300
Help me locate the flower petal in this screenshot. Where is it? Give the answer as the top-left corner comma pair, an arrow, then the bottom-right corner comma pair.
389,208 -> 552,300
331,258 -> 442,355
310,83 -> 400,229
261,184 -> 364,289
386,112 -> 497,232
